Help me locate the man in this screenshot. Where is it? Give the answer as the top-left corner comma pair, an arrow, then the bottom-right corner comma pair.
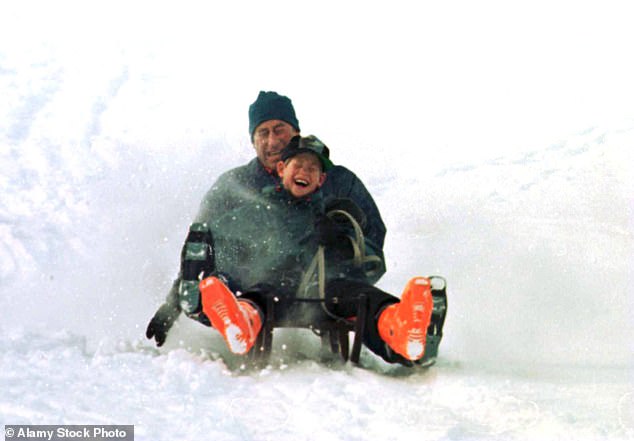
146,91 -> 387,347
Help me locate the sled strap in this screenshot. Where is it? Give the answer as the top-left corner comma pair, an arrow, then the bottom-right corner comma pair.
295,244 -> 342,322
297,245 -> 336,319
326,209 -> 383,279
296,208 -> 383,319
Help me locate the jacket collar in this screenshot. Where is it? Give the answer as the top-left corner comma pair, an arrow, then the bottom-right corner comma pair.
263,184 -> 324,208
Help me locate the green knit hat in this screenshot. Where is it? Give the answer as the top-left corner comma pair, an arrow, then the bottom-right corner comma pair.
281,135 -> 334,171
248,91 -> 300,138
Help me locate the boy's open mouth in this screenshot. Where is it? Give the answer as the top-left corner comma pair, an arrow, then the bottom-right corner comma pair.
294,178 -> 309,187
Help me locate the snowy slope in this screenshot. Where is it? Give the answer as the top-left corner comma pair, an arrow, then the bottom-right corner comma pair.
2,329 -> 631,441
2,110 -> 633,440
2,3 -> 634,440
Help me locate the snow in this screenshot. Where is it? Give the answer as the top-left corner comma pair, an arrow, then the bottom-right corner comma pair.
1,2 -> 634,440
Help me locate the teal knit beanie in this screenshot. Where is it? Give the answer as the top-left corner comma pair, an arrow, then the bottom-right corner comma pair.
248,91 -> 300,138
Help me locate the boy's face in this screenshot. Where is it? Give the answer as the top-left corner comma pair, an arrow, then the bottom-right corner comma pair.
276,152 -> 327,198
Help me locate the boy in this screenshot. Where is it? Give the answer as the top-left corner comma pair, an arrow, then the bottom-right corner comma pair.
197,135 -> 436,365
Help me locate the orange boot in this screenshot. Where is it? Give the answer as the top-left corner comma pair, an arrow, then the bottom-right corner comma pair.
378,277 -> 434,361
199,276 -> 262,355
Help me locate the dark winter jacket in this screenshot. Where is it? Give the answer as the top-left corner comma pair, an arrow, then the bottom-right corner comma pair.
194,157 -> 387,259
209,185 -> 384,298
209,186 -> 319,296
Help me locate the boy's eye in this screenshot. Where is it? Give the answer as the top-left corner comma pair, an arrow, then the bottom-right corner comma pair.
296,163 -> 316,173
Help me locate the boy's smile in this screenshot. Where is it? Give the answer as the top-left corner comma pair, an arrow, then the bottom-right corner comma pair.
293,177 -> 310,187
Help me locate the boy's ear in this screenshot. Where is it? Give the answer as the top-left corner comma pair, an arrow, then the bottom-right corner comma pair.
276,161 -> 285,177
318,172 -> 327,187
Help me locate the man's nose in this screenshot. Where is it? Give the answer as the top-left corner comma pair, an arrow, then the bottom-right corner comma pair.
267,132 -> 281,145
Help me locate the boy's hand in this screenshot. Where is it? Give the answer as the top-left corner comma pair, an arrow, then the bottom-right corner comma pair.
314,215 -> 348,246
325,198 -> 367,229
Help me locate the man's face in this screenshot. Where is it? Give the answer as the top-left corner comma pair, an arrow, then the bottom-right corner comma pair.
252,120 -> 299,170
277,152 -> 326,198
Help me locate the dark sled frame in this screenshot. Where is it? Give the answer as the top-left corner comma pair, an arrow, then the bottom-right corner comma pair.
247,276 -> 447,366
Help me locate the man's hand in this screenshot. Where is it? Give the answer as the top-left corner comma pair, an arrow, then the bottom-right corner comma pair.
145,303 -> 180,347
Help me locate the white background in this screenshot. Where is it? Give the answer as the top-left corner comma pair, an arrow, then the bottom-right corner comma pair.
1,1 -> 633,440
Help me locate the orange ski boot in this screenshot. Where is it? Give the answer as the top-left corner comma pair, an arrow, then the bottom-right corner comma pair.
378,276 -> 434,361
199,276 -> 262,355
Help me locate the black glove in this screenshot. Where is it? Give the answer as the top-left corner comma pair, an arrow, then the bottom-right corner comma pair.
145,302 -> 180,347
314,214 -> 349,247
324,198 -> 367,229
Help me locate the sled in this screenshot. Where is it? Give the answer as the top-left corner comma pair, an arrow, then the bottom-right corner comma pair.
178,220 -> 447,366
